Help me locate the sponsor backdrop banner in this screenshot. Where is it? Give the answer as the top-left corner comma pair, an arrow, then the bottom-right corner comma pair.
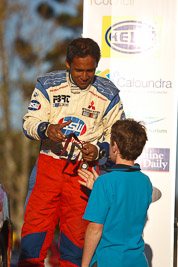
83,1 -> 177,266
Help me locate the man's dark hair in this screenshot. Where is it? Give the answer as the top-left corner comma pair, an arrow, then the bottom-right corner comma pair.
66,37 -> 101,65
111,119 -> 148,161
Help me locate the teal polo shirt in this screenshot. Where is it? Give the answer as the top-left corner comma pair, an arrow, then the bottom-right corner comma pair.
83,164 -> 152,267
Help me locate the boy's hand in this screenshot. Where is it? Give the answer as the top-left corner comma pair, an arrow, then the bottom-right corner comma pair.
78,167 -> 99,190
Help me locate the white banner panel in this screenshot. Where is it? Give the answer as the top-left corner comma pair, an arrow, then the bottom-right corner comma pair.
83,1 -> 178,266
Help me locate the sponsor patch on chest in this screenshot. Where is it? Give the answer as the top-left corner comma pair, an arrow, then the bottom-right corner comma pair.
53,95 -> 70,107
82,108 -> 100,119
82,101 -> 100,119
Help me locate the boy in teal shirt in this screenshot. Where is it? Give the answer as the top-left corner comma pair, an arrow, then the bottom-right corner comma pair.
78,119 -> 152,267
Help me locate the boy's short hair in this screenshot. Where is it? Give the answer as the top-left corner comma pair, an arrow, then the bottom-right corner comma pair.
111,119 -> 148,161
66,37 -> 101,66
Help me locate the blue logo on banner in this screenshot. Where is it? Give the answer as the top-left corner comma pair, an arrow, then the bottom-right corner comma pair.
105,20 -> 157,54
138,148 -> 170,172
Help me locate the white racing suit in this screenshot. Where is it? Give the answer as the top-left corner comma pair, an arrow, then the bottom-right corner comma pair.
18,70 -> 125,266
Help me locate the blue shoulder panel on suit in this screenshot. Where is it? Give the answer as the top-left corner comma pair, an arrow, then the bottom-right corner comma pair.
92,76 -> 120,100
36,71 -> 67,102
103,93 -> 120,117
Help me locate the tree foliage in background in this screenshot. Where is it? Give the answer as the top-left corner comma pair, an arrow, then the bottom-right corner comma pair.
0,0 -> 82,240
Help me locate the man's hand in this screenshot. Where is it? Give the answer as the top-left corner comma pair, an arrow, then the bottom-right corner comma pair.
78,167 -> 99,190
81,143 -> 98,161
46,120 -> 72,142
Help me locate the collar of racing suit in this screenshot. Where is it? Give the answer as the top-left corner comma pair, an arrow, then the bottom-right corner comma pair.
67,70 -> 93,94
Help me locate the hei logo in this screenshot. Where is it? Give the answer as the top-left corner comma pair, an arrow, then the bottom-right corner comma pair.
105,20 -> 157,54
102,17 -> 162,57
138,148 -> 170,172
58,116 -> 87,136
53,95 -> 70,107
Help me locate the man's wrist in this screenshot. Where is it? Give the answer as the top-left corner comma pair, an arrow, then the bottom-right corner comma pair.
94,145 -> 107,160
45,124 -> 50,137
94,145 -> 100,160
38,122 -> 50,138
99,146 -> 106,159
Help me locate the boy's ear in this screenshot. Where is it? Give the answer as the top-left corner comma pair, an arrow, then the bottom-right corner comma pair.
113,141 -> 118,150
113,141 -> 118,153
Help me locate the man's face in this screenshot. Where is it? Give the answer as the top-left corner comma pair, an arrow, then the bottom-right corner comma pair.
65,55 -> 97,89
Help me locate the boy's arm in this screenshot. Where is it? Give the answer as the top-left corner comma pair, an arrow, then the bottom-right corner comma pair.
81,222 -> 103,267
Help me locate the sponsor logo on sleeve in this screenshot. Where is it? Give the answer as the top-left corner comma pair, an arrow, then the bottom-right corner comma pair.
33,92 -> 39,97
28,100 -> 41,111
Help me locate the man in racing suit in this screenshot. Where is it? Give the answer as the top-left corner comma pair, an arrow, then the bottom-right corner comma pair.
18,37 -> 125,267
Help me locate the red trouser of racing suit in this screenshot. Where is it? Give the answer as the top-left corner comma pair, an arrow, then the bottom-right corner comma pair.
18,153 -> 97,266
